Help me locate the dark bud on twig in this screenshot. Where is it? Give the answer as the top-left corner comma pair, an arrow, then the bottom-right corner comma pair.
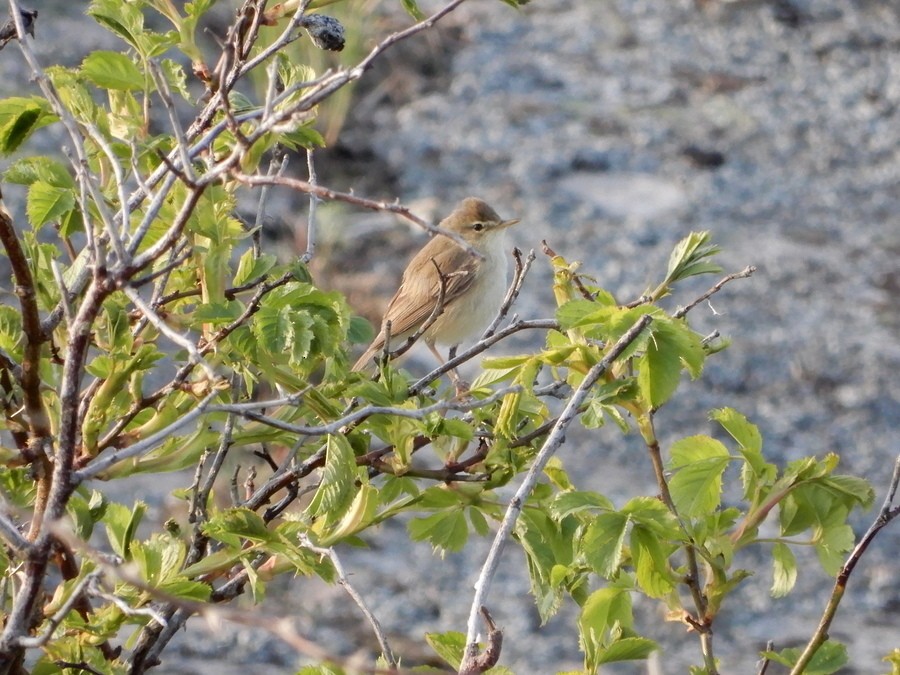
0,8 -> 38,50
300,14 -> 345,52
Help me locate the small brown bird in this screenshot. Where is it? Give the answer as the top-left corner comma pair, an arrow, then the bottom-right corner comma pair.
352,197 -> 519,373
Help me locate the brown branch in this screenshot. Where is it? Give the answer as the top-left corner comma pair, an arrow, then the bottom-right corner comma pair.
0,188 -> 53,540
232,172 -> 476,251
640,414 -> 717,673
408,319 -> 559,396
459,607 -> 502,675
673,265 -> 756,318
483,247 -> 536,339
788,454 -> 900,675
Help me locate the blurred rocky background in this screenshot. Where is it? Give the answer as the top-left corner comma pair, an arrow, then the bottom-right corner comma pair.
1,0 -> 898,672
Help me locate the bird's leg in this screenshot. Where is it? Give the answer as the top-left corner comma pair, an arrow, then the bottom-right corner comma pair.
426,342 -> 470,395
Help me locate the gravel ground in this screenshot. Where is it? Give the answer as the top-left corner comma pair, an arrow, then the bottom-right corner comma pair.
1,0 -> 898,673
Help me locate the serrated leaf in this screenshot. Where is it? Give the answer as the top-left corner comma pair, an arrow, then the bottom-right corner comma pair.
669,456 -> 730,517
638,319 -> 705,408
407,508 -> 469,554
234,249 -> 277,286
771,541 -> 797,597
664,231 -> 722,284
307,436 -> 357,522
0,98 -> 55,155
815,523 -> 854,576
582,512 -> 630,577
88,0 -> 146,49
596,637 -> 658,665
630,525 -> 674,598
26,181 -> 75,228
82,51 -> 144,91
549,491 -> 614,521
4,156 -> 74,187
764,641 -> 848,675
425,631 -> 466,670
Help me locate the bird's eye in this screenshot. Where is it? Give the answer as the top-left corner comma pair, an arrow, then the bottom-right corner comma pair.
472,222 -> 485,232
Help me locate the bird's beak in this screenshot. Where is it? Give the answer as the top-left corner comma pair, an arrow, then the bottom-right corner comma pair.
498,218 -> 520,229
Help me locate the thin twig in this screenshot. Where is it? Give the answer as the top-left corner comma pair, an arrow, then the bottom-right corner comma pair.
482,248 -> 535,339
408,319 -> 559,395
0,510 -> 30,555
225,385 -> 519,437
233,172 -> 478,254
674,266 -> 756,318
460,315 -> 652,672
301,148 -> 318,263
122,286 -> 218,380
17,571 -> 103,648
788,453 -> 900,675
300,536 -> 397,667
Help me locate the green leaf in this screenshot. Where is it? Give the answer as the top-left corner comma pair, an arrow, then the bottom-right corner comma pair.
630,525 -> 675,598
664,231 -> 722,285
161,58 -> 191,100
400,0 -> 426,20
548,490 -> 614,521
425,631 -> 466,670
104,501 -> 147,560
4,156 -> 73,187
582,512 -> 630,577
407,508 -> 469,554
815,523 -> 854,575
233,249 -> 277,286
771,541 -> 797,597
26,181 -> 76,228
82,51 -> 144,91
637,318 -> 704,408
88,0 -> 146,50
595,637 -> 658,665
764,641 -> 848,675
579,587 -> 655,670
0,97 -> 55,155
668,435 -> 731,517
307,435 -> 357,523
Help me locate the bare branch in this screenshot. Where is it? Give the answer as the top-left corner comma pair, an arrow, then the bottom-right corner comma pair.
409,319 -> 559,396
222,385 -> 520,437
788,453 -> 900,675
301,149 -> 318,263
233,171 -> 479,254
122,286 -> 218,380
460,314 -> 653,671
674,265 -> 756,319
300,536 -> 397,668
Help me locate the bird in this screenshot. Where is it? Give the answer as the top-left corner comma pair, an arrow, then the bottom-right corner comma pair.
351,197 -> 519,375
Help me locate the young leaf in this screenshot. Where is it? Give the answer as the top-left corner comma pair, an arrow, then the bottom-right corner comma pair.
0,97 -> 55,155
630,525 -> 675,598
668,436 -> 731,517
407,508 -> 469,554
82,51 -> 144,91
771,541 -> 797,597
663,231 -> 722,286
763,641 -> 848,675
26,181 -> 75,228
425,631 -> 466,670
306,435 -> 357,523
104,502 -> 147,560
582,512 -> 630,578
637,319 -> 704,408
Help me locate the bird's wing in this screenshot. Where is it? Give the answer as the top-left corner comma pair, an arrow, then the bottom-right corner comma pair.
380,240 -> 479,339
352,238 -> 477,371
